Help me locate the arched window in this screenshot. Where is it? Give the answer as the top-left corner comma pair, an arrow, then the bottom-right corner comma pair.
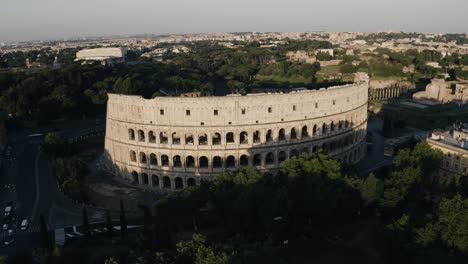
313,124 -> 317,136
187,178 -> 196,187
186,156 -> 195,168
266,129 -> 273,143
148,131 -> 156,143
161,155 -> 169,166
240,131 -> 248,144
141,173 -> 149,185
345,120 -> 350,128
129,129 -> 135,140
185,134 -> 194,145
152,175 -> 159,187
173,155 -> 182,167
312,145 -> 318,153
199,156 -> 209,168
199,133 -> 208,145
163,176 -> 171,188
253,131 -> 260,143
212,133 -> 221,145
226,132 -> 234,143
139,152 -> 147,164
172,132 -> 181,145
253,154 -> 262,166
290,128 -> 297,140
240,155 -> 249,166
301,126 -> 308,138
278,151 -> 287,163
265,152 -> 274,165
339,120 -> 344,130
330,121 -> 335,132
150,153 -> 157,165
138,130 -> 145,142
131,171 -> 138,183
160,132 -> 168,144
301,147 -> 309,154
322,123 -> 327,135
278,129 -> 286,141
213,156 -> 222,168
130,151 -> 136,162
290,149 -> 298,158
226,155 -> 236,168
175,177 -> 183,189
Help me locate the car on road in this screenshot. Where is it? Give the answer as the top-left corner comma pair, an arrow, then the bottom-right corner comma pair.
4,205 -> 12,217
2,223 -> 8,230
3,230 -> 14,246
20,218 -> 29,231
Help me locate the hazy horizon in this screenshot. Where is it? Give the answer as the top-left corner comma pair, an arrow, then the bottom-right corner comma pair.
1,0 -> 467,43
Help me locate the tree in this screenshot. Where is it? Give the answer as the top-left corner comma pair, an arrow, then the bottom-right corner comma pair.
106,210 -> 114,239
120,200 -> 127,240
360,173 -> 383,206
437,195 -> 468,253
82,207 -> 90,238
43,133 -> 69,157
176,234 -> 230,264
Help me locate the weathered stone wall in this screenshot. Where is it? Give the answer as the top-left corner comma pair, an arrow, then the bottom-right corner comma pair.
104,74 -> 370,191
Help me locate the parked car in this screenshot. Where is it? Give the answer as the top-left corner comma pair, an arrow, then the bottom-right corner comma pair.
20,218 -> 29,231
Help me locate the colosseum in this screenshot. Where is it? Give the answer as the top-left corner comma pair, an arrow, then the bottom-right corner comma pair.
104,73 -> 370,191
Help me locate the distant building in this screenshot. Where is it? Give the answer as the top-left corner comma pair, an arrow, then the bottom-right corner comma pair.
315,49 -> 334,57
413,79 -> 468,104
75,47 -> 127,65
427,123 -> 468,178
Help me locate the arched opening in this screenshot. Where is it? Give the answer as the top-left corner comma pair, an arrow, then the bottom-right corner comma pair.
278,151 -> 287,163
253,131 -> 260,143
141,173 -> 149,185
226,132 -> 234,143
312,145 -> 318,153
175,177 -> 183,189
240,131 -> 248,144
150,153 -> 157,165
128,129 -> 135,140
290,128 -> 297,140
301,147 -> 309,154
313,124 -> 317,136
213,156 -> 222,168
161,155 -> 169,166
152,175 -> 159,187
199,156 -> 209,168
330,121 -> 335,132
253,154 -> 262,166
130,151 -> 136,162
148,131 -> 156,143
172,132 -> 181,145
266,129 -> 273,143
131,171 -> 138,183
345,120 -> 350,128
163,176 -> 171,189
339,120 -> 344,130
226,155 -> 236,168
278,129 -> 286,141
138,130 -> 145,142
302,126 -> 308,138
240,155 -> 249,166
212,133 -> 221,145
265,152 -> 274,165
139,152 -> 147,164
186,156 -> 195,168
199,134 -> 208,145
173,155 -> 182,167
187,178 -> 196,187
160,132 -> 168,144
185,134 -> 194,145
290,149 -> 298,158
322,123 -> 327,135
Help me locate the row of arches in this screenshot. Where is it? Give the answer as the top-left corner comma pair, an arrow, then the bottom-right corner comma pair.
130,172 -> 197,190
129,145 -> 365,191
127,115 -> 366,146
128,132 -> 363,169
369,87 -> 406,101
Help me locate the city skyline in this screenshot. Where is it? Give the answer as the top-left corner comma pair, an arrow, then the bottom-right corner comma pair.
1,0 -> 467,43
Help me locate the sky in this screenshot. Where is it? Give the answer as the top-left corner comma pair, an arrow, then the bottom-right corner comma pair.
1,0 -> 467,43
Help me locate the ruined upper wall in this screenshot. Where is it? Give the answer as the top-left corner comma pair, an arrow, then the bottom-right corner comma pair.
106,73 -> 369,127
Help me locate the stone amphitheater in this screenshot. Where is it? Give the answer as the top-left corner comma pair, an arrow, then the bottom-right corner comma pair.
104,73 -> 370,191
